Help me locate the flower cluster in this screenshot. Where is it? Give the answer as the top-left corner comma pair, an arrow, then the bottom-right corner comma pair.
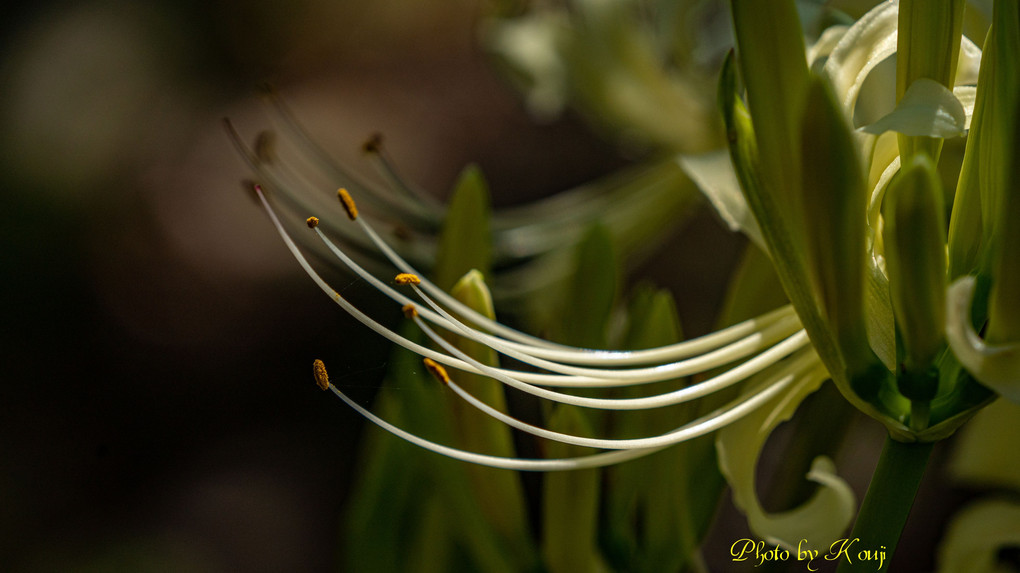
234,0 -> 1020,570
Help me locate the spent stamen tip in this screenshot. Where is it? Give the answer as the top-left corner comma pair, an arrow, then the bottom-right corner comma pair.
422,358 -> 451,385
312,359 -> 330,391
306,216 -> 320,229
337,188 -> 359,220
362,133 -> 383,153
402,304 -> 418,319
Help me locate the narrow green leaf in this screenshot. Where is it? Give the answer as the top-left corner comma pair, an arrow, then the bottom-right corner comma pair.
896,0 -> 966,161
987,68 -> 1020,347
542,223 -> 618,573
433,164 -> 493,292
721,53 -> 901,431
730,0 -> 810,210
605,285 -> 698,572
444,271 -> 535,563
799,73 -> 873,376
896,0 -> 966,99
949,0 -> 1019,277
342,326 -> 457,572
542,405 -> 608,573
552,223 -> 618,348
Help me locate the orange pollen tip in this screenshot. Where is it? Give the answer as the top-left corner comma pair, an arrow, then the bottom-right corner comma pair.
337,188 -> 359,220
306,216 -> 320,229
402,304 -> 418,319
312,359 -> 330,391
422,358 -> 451,385
394,273 -> 421,285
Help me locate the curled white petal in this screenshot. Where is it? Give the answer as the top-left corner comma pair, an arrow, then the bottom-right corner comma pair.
937,499 -> 1020,573
860,78 -> 967,138
677,150 -> 766,251
716,364 -> 856,551
823,0 -> 899,114
953,85 -> 977,131
946,277 -> 1020,403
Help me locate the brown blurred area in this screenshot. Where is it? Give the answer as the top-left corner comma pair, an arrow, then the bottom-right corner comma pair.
0,1 -> 739,570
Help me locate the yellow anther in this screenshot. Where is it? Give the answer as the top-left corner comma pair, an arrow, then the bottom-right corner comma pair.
402,304 -> 418,319
337,188 -> 359,220
306,216 -> 319,229
312,359 -> 330,391
394,273 -> 421,285
422,358 -> 451,385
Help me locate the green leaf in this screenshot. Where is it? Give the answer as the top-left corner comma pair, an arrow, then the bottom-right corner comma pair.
730,0 -> 810,210
444,271 -> 535,563
987,97 -> 1020,345
342,326 -> 458,572
542,223 -> 618,573
433,164 -> 493,292
896,0 -> 966,161
605,285 -> 701,572
799,73 -> 873,376
551,223 -> 618,348
896,0 -> 966,101
949,1 -> 1020,277
721,53 -> 883,419
542,405 -> 609,573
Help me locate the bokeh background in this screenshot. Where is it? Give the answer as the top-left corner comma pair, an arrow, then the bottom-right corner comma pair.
0,0 -> 988,571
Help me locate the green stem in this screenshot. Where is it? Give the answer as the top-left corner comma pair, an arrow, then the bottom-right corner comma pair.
835,437 -> 934,573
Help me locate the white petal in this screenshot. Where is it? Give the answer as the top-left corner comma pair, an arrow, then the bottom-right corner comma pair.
823,0 -> 899,114
954,85 -> 977,130
937,500 -> 1020,573
946,277 -> 1020,403
716,362 -> 856,551
677,151 -> 766,250
859,78 -> 967,137
954,35 -> 983,87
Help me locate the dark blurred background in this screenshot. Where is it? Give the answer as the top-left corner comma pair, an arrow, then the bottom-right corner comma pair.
0,1 -> 744,570
0,1 -> 979,571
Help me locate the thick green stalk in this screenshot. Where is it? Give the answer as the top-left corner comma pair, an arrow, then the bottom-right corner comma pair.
835,437 -> 934,573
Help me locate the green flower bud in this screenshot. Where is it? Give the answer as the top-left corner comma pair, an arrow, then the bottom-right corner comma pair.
883,154 -> 947,405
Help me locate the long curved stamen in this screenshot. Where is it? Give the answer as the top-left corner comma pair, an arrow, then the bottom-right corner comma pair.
314,358 -> 828,471
407,282 -> 805,384
429,350 -> 818,447
313,359 -> 668,471
315,218 -> 802,383
356,213 -> 801,361
252,184 -> 708,386
309,203 -> 800,365
410,308 -> 809,405
257,187 -> 811,393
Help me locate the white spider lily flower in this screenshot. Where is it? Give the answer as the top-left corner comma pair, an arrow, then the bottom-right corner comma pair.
250,180 -> 821,473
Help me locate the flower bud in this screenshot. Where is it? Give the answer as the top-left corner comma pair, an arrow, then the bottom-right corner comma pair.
883,154 -> 947,388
